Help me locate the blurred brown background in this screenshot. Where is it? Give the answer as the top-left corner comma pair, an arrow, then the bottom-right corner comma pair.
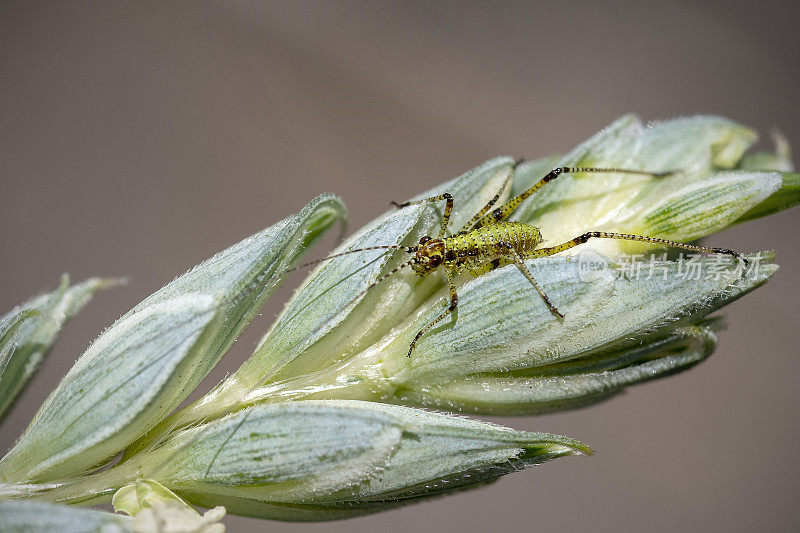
2,1 -> 799,531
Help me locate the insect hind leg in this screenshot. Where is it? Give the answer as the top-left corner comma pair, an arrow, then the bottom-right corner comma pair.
471,166 -> 672,230
530,231 -> 748,266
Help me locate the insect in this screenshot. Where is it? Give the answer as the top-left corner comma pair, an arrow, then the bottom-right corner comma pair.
292,161 -> 746,357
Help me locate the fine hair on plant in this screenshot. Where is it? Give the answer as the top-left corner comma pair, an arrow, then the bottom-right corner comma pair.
0,114 -> 796,531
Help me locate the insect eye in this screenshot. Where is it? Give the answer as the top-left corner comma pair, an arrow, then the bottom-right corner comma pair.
419,236 -> 431,245
430,255 -> 442,267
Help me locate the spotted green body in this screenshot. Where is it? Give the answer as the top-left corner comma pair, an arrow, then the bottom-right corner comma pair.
445,222 -> 543,275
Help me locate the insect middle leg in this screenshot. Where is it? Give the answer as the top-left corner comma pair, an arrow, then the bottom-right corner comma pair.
407,268 -> 458,357
467,244 -> 564,320
506,246 -> 564,318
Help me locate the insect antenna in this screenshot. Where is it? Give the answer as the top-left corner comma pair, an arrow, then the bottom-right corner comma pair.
333,256 -> 420,311
282,245 -> 416,274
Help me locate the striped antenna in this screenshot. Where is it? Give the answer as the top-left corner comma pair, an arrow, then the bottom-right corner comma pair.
283,245 -> 416,274
331,257 -> 420,312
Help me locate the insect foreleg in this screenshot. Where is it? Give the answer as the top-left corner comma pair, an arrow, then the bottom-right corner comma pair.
529,231 -> 747,265
391,192 -> 454,238
472,166 -> 671,230
407,268 -> 458,357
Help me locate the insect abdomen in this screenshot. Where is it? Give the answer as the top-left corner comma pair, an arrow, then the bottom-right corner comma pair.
444,222 -> 541,268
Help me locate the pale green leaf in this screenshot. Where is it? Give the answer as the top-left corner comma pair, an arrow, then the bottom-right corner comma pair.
247,157 -> 516,383
102,401 -> 588,521
632,171 -> 780,242
154,116 -> 786,427
0,195 -> 346,483
717,130 -> 797,224
380,254 -> 775,388
213,253 -> 776,415
0,275 -> 117,422
162,158 -> 518,430
736,173 -> 800,223
402,323 -> 719,414
510,115 -> 761,254
0,500 -> 131,533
